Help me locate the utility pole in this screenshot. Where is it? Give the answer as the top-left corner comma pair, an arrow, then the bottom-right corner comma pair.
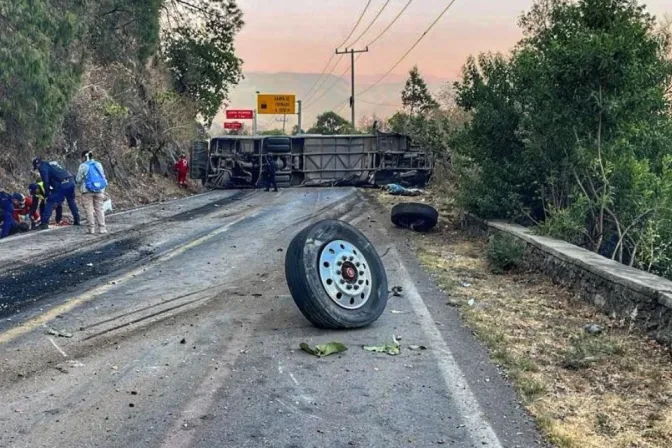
296,100 -> 302,135
335,47 -> 368,128
254,90 -> 260,135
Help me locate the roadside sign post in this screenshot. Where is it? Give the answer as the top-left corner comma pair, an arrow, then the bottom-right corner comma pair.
224,122 -> 243,130
257,94 -> 296,115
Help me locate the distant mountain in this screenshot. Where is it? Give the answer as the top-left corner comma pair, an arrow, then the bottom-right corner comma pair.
210,72 -> 452,135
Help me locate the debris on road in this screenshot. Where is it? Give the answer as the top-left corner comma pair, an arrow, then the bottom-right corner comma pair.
299,342 -> 348,358
467,298 -> 476,307
46,327 -> 73,338
460,281 -> 472,288
446,298 -> 461,307
390,286 -> 403,297
408,345 -> 428,351
390,309 -> 405,314
86,263 -> 94,267
180,338 -> 186,344
363,336 -> 401,356
584,323 -> 604,335
384,183 -> 423,197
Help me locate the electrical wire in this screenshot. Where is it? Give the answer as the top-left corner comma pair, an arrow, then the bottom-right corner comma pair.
343,0 -> 391,48
300,0 -> 373,101
366,0 -> 414,47
357,0 -> 460,99
303,0 -> 415,111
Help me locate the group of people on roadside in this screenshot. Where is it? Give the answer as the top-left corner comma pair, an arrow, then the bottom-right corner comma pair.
0,151 -> 109,239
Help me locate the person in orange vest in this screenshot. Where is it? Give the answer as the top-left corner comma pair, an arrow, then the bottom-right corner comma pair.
174,154 -> 189,188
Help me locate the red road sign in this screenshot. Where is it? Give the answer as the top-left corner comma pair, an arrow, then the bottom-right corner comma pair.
224,121 -> 243,130
226,109 -> 254,120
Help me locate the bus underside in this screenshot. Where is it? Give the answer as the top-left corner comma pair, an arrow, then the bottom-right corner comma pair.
189,132 -> 433,189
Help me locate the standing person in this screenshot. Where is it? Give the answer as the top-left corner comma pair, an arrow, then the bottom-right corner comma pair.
264,154 -> 278,192
29,182 -> 63,227
174,154 -> 189,188
32,157 -> 80,229
76,151 -> 108,234
0,191 -> 14,239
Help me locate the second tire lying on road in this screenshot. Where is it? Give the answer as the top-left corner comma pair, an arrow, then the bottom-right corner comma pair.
285,219 -> 388,329
391,202 -> 439,232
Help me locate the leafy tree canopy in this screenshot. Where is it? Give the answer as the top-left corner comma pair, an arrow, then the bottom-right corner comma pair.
308,112 -> 354,135
401,66 -> 439,116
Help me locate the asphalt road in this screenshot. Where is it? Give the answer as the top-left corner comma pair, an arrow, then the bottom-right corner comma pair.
0,188 -> 545,448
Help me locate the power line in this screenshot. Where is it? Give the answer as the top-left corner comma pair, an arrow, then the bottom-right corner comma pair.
343,0 -> 391,48
367,0 -> 414,47
303,0 -> 415,111
300,0 -> 373,101
357,0 -> 459,98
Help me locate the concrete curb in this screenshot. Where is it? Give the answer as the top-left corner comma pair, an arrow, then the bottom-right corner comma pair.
461,212 -> 672,344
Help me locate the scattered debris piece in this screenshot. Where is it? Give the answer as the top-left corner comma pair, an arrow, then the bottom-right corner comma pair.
408,345 -> 428,351
363,336 -> 401,356
467,298 -> 475,307
300,342 -> 348,358
46,327 -> 73,338
390,310 -> 405,314
460,282 -> 472,288
584,323 -> 604,335
86,263 -> 94,267
180,338 -> 186,344
445,298 -> 461,307
391,286 -> 403,297
277,248 -> 284,252
385,183 -> 423,197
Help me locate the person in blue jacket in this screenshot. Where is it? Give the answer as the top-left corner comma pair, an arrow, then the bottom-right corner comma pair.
0,191 -> 15,239
32,157 -> 81,229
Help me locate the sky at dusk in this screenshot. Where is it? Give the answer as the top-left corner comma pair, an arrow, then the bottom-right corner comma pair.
235,0 -> 671,80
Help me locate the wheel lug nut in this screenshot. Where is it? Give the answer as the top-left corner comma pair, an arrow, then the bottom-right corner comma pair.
359,271 -> 364,276
354,285 -> 359,290
340,279 -> 345,284
356,262 -> 360,267
342,256 -> 347,261
349,256 -> 354,261
346,285 -> 352,290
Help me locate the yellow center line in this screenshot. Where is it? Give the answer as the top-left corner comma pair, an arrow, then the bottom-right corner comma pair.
0,210 -> 259,346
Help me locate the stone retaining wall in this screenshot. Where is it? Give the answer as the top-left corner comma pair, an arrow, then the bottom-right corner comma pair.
461,213 -> 672,345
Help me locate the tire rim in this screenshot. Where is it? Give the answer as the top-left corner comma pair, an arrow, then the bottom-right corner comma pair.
319,240 -> 373,310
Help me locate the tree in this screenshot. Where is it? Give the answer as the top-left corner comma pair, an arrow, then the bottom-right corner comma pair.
162,0 -> 244,126
308,112 -> 354,135
259,129 -> 286,136
401,66 -> 439,116
452,0 -> 672,274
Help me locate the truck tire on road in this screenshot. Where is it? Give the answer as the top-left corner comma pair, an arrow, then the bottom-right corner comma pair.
391,203 -> 438,232
285,219 -> 388,329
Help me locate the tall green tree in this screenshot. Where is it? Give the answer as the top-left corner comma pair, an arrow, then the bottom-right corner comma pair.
162,0 -> 244,125
453,0 -> 672,273
308,112 -> 354,135
401,66 -> 438,116
0,0 -> 87,147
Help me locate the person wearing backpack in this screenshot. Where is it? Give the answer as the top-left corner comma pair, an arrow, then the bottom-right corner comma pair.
76,150 -> 108,234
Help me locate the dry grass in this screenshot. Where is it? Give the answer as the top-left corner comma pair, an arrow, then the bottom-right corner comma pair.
372,188 -> 672,448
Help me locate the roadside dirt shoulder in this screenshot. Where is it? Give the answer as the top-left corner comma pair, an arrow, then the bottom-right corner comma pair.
369,189 -> 672,448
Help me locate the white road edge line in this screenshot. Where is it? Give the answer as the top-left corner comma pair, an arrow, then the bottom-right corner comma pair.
346,210 -> 503,447
389,245 -> 504,447
47,337 -> 68,358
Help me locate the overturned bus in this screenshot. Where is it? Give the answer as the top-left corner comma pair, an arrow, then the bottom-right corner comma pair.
189,131 -> 433,189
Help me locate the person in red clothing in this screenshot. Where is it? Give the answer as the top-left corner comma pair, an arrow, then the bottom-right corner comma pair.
11,193 -> 39,228
174,154 -> 189,188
